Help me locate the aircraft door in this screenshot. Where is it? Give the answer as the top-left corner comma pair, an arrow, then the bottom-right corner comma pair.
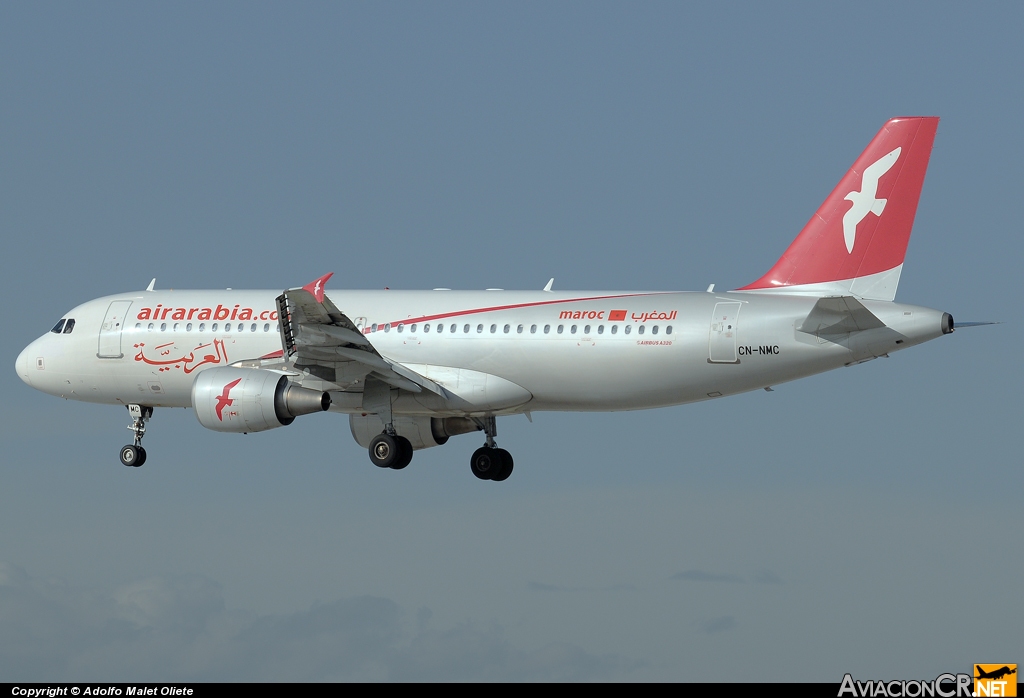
709,302 -> 741,363
98,300 -> 132,358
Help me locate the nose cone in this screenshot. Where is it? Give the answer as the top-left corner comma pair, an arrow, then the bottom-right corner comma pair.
16,344 -> 33,387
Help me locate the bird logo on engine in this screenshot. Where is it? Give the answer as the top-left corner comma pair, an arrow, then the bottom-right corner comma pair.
216,378 -> 242,421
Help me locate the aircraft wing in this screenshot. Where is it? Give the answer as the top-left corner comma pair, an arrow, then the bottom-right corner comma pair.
276,273 -> 446,396
798,296 -> 887,336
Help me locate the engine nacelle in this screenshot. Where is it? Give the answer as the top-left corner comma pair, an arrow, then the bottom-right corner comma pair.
349,414 -> 480,451
193,367 -> 330,433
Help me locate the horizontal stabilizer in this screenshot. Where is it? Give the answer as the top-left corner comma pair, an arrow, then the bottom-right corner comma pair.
798,296 -> 886,336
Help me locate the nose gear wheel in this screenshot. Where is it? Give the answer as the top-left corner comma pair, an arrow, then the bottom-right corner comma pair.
120,404 -> 152,468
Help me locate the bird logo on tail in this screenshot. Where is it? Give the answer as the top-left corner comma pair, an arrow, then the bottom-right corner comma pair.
843,147 -> 901,253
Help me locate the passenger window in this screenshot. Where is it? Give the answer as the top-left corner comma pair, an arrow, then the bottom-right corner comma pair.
148,323 -> 155,331
598,325 -> 604,334
397,324 -> 404,333
424,324 -> 430,333
544,325 -> 551,334
570,325 -> 577,334
63,319 -> 75,334
264,323 -> 270,332
436,324 -> 443,334
275,325 -> 280,333
477,324 -> 483,333
212,323 -> 218,332
666,325 -> 673,335
517,324 -> 523,334
411,324 -> 417,333
463,324 -> 469,333
557,325 -> 564,334
531,325 -> 537,334
624,325 -> 631,334
504,324 -> 511,334
225,323 -> 231,332
173,323 -> 179,331
638,325 -> 645,335
611,325 -> 618,335
584,325 -> 591,334
186,323 -> 193,331
490,324 -> 496,333
652,325 -> 659,335
251,323 -> 256,332
199,323 -> 206,332
371,323 -> 378,332
50,319 -> 66,334
385,323 -> 391,332
135,323 -> 141,329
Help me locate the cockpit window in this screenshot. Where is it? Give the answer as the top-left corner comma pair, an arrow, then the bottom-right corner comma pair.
50,319 -> 66,334
63,319 -> 75,334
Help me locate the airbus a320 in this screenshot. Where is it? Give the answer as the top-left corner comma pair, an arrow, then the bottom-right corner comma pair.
16,117 -> 982,481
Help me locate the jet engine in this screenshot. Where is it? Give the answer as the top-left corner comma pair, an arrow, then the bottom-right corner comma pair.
349,414 -> 480,451
192,367 -> 330,433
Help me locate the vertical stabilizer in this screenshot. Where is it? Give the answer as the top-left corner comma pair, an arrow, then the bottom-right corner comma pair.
738,117 -> 938,301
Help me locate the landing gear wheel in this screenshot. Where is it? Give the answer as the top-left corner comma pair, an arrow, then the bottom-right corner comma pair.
491,448 -> 513,482
122,405 -> 152,468
120,445 -> 142,467
391,436 -> 414,470
369,433 -> 400,468
470,446 -> 504,480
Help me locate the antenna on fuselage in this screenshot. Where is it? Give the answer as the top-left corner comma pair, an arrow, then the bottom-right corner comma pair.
146,279 -> 156,292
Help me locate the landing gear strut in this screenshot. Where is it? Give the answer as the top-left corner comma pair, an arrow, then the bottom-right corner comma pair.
363,376 -> 414,470
120,404 -> 152,467
469,416 -> 513,481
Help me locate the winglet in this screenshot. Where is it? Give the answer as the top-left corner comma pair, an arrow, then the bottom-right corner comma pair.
543,278 -> 554,292
146,278 -> 156,292
303,272 -> 334,303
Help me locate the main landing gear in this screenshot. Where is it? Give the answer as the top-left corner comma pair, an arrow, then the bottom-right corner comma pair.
469,416 -> 513,482
364,376 -> 414,470
364,412 -> 515,481
368,431 -> 414,470
120,404 -> 152,468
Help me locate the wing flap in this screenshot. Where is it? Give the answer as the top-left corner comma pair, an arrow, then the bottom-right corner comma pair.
277,275 -> 446,397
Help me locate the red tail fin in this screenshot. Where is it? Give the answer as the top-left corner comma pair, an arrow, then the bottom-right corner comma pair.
738,117 -> 938,301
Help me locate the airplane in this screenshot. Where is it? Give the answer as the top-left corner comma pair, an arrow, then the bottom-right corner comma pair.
974,663 -> 1015,679
975,666 -> 1016,681
15,116 -> 981,482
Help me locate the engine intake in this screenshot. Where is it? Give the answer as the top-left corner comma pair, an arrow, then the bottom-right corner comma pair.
192,367 -> 330,433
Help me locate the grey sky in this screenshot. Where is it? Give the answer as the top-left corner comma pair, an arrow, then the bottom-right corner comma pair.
1,2 -> 1020,681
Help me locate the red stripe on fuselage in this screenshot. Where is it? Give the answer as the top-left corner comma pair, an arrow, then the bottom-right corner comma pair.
379,292 -> 668,329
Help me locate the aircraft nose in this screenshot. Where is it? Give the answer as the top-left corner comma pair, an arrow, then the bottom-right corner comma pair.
15,345 -> 33,387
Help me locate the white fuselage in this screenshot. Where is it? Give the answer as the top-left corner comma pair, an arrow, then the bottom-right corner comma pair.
16,288 -> 948,417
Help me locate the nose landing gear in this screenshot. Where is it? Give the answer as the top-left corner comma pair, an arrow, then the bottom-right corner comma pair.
120,404 -> 152,467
